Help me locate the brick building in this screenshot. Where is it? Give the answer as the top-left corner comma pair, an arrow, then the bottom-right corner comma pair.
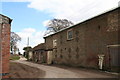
44,7 -> 120,72
0,14 -> 12,78
32,43 -> 47,63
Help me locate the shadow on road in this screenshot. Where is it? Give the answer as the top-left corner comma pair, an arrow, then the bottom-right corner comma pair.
9,62 -> 46,78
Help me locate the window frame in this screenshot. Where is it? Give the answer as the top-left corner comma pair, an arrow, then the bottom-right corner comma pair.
67,29 -> 73,40
53,39 -> 57,48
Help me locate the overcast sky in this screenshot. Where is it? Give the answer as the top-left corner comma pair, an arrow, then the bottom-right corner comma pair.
1,0 -> 119,53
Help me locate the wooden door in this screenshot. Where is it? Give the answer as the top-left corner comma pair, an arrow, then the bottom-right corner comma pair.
109,47 -> 119,67
47,51 -> 53,64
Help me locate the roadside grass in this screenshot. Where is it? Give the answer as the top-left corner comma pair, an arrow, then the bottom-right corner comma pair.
10,54 -> 20,60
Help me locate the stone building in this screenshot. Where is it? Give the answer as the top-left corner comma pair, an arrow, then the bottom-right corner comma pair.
44,7 -> 120,72
28,48 -> 33,61
32,43 -> 47,63
0,14 -> 12,78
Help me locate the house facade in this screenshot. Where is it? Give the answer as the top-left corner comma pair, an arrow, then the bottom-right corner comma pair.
0,14 -> 12,78
32,43 -> 47,63
44,7 -> 120,72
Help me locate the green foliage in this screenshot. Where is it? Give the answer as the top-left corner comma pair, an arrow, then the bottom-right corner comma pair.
10,55 -> 20,60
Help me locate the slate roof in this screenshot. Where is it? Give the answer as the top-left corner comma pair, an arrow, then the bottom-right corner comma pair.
32,43 -> 46,51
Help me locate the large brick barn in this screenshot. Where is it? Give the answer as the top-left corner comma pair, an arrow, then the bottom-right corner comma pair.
44,7 -> 120,72
0,14 -> 12,78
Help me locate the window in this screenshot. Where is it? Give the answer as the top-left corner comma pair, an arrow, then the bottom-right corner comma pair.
67,29 -> 73,40
53,39 -> 57,48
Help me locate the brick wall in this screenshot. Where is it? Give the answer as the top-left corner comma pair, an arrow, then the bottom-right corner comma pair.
44,7 -> 119,71
0,14 -> 12,78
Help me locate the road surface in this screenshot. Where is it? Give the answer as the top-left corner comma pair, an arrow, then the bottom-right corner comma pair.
10,57 -> 118,78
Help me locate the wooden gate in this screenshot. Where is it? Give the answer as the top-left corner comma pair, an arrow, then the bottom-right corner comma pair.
108,45 -> 120,71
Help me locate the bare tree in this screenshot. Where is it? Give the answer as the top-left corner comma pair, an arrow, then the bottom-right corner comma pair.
44,19 -> 74,36
10,32 -> 21,54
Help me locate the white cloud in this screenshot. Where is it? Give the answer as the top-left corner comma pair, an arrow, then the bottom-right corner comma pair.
17,28 -> 36,38
1,0 -> 32,2
2,0 -> 119,23
2,0 -> 119,22
23,28 -> 36,33
43,20 -> 50,27
27,0 -> 119,23
16,28 -> 45,53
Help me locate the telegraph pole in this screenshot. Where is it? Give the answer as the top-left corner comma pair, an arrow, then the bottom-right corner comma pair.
27,37 -> 29,47
26,37 -> 29,60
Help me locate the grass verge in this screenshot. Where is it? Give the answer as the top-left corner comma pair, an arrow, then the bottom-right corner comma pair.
10,54 -> 20,60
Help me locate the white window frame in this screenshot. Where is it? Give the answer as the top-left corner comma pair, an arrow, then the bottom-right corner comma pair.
67,29 -> 73,40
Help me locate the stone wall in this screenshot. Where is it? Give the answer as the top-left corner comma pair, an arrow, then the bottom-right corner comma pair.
44,7 -> 119,71
0,14 -> 12,78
